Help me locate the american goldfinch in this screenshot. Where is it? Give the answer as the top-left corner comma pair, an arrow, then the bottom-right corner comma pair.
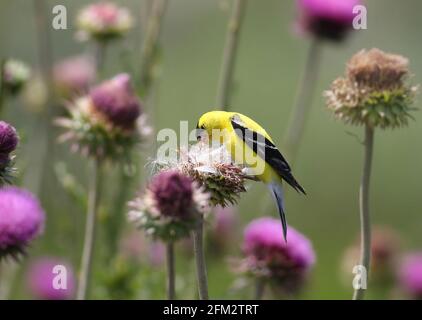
196,111 -> 305,241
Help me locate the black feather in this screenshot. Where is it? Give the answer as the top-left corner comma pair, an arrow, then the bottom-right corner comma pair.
231,116 -> 306,195
268,182 -> 288,242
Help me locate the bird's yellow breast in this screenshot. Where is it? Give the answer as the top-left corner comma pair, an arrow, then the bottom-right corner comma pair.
198,111 -> 276,183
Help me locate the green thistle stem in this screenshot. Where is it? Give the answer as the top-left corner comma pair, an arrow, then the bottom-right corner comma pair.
193,215 -> 209,300
216,0 -> 247,110
283,39 -> 321,162
139,0 -> 169,95
353,125 -> 374,300
166,242 -> 176,300
77,159 -> 102,300
32,0 -> 56,198
94,41 -> 107,80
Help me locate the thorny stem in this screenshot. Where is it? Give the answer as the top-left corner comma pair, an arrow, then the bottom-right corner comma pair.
192,215 -> 209,300
139,0 -> 169,96
77,159 -> 102,300
216,0 -> 247,110
166,242 -> 176,300
353,125 -> 374,300
255,278 -> 266,300
283,39 -> 321,163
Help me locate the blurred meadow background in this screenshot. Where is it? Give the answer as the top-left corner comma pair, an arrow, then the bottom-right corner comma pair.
1,0 -> 422,299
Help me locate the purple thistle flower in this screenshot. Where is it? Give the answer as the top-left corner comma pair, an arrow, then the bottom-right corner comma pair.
90,73 -> 141,130
398,254 -> 422,299
148,170 -> 194,218
296,0 -> 361,41
76,2 -> 133,41
129,170 -> 209,242
26,257 -> 75,300
0,121 -> 18,155
242,218 -> 315,294
0,187 -> 45,259
53,55 -> 96,97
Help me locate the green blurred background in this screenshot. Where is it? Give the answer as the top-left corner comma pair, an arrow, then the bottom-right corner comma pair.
1,0 -> 422,299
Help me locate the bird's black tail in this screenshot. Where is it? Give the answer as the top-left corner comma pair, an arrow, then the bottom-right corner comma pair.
268,182 -> 287,242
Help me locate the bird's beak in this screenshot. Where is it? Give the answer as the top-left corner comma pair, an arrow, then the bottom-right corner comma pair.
196,129 -> 203,141
196,122 -> 203,141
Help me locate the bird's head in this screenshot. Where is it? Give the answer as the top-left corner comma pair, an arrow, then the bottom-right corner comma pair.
196,111 -> 232,141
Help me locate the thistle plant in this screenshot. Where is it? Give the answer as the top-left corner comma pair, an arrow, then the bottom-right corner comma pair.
76,2 -> 133,74
145,142 -> 252,299
284,0 -> 361,161
235,218 -> 315,299
57,73 -> 149,300
324,48 -> 418,300
129,170 -> 209,299
56,73 -> 150,161
76,2 -> 133,43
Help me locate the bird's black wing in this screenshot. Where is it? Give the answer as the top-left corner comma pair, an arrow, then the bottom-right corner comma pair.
230,116 -> 306,195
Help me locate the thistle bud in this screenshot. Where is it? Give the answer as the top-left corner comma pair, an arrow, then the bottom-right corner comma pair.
2,59 -> 31,96
325,48 -> 418,129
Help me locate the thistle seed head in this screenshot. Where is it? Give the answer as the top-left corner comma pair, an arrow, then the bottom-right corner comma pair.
325,48 -> 418,129
154,142 -> 251,207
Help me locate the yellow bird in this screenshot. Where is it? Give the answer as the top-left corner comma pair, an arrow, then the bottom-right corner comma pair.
196,111 -> 305,241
